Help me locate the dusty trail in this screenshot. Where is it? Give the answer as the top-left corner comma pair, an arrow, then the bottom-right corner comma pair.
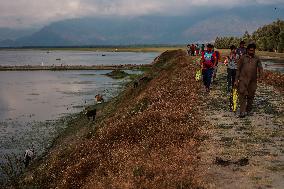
199,65 -> 284,188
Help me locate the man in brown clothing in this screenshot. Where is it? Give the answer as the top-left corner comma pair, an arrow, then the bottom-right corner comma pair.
235,43 -> 263,118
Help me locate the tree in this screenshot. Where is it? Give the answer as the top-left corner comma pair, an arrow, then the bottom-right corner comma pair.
278,30 -> 284,53
242,31 -> 251,45
214,36 -> 241,49
215,37 -> 221,48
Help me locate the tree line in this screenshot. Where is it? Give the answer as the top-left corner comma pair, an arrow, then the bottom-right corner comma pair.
214,19 -> 284,53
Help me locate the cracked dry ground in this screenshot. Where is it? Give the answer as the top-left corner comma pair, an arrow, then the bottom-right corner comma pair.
199,66 -> 284,189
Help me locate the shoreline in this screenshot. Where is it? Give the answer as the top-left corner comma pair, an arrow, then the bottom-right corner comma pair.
0,64 -> 152,71
0,77 -> 132,186
0,46 -> 184,53
0,68 -> 135,186
1,46 -> 283,57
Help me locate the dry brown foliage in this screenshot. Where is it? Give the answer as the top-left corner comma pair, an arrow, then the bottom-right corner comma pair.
21,50 -> 207,189
260,70 -> 284,92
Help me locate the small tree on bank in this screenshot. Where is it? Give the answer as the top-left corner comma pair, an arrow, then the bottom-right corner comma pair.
278,30 -> 284,53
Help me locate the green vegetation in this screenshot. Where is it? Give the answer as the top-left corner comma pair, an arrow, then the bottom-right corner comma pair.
0,153 -> 24,188
105,70 -> 130,79
278,31 -> 284,53
215,19 -> 284,52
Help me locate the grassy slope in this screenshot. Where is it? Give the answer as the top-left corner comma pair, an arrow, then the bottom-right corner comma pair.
20,50 -> 207,188
17,49 -> 283,188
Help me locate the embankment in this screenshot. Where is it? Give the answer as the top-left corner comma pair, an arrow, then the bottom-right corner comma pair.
15,50 -> 284,189
18,50 -> 207,188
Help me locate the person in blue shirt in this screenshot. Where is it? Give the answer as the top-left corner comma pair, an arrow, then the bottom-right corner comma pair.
200,44 -> 217,92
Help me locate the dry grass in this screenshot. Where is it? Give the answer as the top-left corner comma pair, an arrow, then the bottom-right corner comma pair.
20,50 -> 207,189
260,71 -> 284,92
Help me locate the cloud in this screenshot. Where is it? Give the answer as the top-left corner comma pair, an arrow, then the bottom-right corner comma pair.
0,0 -> 283,28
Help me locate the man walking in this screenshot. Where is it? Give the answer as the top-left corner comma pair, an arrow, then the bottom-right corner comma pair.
235,43 -> 263,118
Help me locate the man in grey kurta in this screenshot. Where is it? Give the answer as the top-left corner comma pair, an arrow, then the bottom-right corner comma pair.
235,43 -> 263,118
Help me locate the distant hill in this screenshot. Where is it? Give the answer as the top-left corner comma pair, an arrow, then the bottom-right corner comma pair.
10,16 -> 195,46
0,28 -> 37,41
0,5 -> 283,47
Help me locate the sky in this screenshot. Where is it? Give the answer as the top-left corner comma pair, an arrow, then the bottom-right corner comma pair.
0,0 -> 283,28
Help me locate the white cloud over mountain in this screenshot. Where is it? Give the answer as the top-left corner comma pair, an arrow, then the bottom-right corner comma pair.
0,0 -> 283,28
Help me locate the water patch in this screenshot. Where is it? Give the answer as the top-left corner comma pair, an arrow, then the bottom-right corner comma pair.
262,61 -> 284,73
0,70 -> 131,183
0,50 -> 158,66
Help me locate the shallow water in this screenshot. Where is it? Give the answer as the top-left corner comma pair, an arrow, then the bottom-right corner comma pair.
0,50 -> 158,66
0,70 -> 125,122
0,50 -> 157,182
0,70 -> 127,180
262,61 -> 284,73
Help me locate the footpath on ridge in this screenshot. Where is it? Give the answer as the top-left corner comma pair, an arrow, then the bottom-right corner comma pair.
198,62 -> 284,189
18,50 -> 283,189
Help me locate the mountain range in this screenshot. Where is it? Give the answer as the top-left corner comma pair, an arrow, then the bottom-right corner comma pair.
0,5 -> 283,47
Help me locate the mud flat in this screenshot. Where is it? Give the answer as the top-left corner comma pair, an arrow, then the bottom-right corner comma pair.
0,64 -> 152,71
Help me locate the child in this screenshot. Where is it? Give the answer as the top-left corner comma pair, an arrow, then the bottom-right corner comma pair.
225,45 -> 239,92
24,147 -> 34,168
212,49 -> 221,83
200,44 -> 217,92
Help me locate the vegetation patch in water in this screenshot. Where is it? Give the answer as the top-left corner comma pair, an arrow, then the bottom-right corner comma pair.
105,70 -> 130,79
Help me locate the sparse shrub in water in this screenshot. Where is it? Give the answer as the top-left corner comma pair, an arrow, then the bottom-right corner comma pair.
0,153 -> 24,187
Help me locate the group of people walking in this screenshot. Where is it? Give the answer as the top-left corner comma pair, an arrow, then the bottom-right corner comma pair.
187,43 -> 205,56
195,41 -> 263,118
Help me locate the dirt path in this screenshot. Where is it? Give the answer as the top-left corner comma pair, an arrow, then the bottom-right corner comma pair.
199,65 -> 284,188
